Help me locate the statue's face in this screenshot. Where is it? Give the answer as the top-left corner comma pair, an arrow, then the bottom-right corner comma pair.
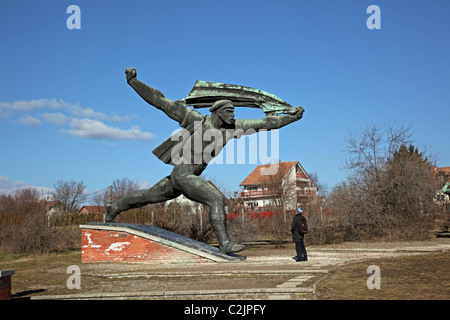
218,105 -> 235,126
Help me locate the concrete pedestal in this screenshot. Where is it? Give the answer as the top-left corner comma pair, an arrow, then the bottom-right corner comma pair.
80,223 -> 245,263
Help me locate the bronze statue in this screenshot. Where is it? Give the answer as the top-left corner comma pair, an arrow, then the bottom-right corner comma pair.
105,68 -> 305,254
443,182 -> 450,196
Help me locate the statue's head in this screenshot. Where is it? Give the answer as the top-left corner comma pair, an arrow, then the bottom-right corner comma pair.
209,99 -> 235,126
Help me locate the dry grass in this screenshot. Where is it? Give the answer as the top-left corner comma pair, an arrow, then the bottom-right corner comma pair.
0,250 -> 83,297
0,248 -> 296,298
316,251 -> 450,300
2,242 -> 449,300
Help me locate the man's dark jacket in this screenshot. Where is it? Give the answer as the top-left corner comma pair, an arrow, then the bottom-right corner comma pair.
291,213 -> 308,242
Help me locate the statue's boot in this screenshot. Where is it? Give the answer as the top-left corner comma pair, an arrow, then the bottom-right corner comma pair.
219,240 -> 245,254
210,217 -> 245,254
104,202 -> 120,223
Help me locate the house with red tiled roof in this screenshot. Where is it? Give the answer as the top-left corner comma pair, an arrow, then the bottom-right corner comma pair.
239,161 -> 318,210
39,200 -> 61,210
433,166 -> 450,183
40,200 -> 63,217
78,205 -> 106,215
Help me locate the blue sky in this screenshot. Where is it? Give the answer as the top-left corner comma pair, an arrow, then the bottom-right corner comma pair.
1,0 -> 449,201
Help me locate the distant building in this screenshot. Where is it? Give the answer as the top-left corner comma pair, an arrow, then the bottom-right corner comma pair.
239,161 -> 318,210
165,194 -> 203,214
433,166 -> 450,183
78,206 -> 106,215
40,200 -> 63,217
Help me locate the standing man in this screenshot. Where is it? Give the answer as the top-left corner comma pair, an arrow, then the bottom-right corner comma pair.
291,207 -> 308,262
105,68 -> 305,254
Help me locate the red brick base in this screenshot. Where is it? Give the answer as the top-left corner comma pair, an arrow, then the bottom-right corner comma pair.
81,228 -> 208,263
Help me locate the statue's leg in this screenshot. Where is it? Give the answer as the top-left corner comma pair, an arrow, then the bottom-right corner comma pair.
105,176 -> 180,222
170,165 -> 245,254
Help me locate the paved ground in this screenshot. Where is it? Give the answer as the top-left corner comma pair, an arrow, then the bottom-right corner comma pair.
30,238 -> 450,300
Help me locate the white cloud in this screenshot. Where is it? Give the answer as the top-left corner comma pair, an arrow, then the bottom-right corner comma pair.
1,98 -> 154,142
62,118 -> 154,141
0,98 -> 51,112
17,114 -> 42,126
0,176 -> 28,194
0,176 -> 53,196
0,98 -> 137,123
110,113 -> 138,122
68,104 -> 109,121
0,98 -> 80,114
43,112 -> 67,126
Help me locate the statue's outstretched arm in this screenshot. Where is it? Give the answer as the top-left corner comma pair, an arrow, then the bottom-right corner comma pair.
239,106 -> 304,133
443,182 -> 450,194
125,68 -> 187,123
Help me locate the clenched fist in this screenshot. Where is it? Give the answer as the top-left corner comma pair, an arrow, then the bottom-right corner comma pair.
294,106 -> 305,119
125,68 -> 137,83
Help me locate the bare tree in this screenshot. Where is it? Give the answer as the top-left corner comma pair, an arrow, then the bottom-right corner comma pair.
333,121 -> 440,240
344,121 -> 413,182
308,172 -> 327,197
91,177 -> 140,207
110,177 -> 140,202
91,189 -> 109,208
0,187 -> 41,216
53,180 -> 86,217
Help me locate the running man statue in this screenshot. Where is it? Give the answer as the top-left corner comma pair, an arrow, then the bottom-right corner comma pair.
105,68 -> 305,254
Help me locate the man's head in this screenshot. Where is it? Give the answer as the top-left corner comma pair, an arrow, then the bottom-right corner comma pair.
210,100 -> 235,126
297,208 -> 304,215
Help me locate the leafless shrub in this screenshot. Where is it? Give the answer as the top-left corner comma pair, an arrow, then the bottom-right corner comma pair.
1,209 -> 79,254
227,215 -> 260,244
330,121 -> 441,241
181,213 -> 214,243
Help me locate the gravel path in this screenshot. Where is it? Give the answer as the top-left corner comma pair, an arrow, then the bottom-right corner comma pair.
31,238 -> 450,300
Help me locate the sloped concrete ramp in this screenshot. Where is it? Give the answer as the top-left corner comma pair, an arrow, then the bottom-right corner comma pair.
80,223 -> 245,263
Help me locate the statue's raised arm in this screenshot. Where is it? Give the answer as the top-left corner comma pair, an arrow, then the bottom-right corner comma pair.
125,68 -> 189,123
